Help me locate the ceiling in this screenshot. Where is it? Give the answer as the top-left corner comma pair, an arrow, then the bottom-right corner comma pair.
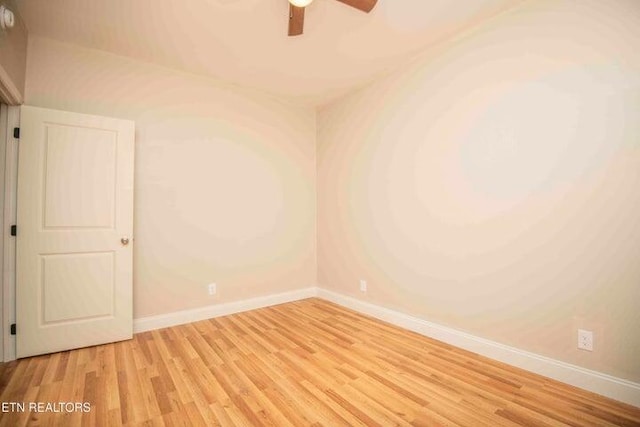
16,0 -> 523,106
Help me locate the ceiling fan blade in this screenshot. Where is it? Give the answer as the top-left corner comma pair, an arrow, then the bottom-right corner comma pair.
334,0 -> 378,13
288,4 -> 305,36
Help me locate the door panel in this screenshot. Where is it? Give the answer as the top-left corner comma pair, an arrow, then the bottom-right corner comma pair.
43,124 -> 117,228
42,252 -> 114,324
16,105 -> 134,358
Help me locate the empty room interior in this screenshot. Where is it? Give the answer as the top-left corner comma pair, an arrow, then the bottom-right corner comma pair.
1,0 -> 639,425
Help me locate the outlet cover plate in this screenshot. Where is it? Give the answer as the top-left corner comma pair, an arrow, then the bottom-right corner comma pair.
578,329 -> 593,351
359,280 -> 367,292
208,283 -> 217,296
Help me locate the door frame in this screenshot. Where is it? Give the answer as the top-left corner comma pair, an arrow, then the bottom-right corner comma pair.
0,104 -> 5,361
1,104 -> 19,362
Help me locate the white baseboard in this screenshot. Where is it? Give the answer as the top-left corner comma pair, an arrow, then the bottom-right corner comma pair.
133,287 -> 318,333
316,288 -> 640,408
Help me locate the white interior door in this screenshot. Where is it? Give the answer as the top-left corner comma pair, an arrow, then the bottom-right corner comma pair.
16,105 -> 134,358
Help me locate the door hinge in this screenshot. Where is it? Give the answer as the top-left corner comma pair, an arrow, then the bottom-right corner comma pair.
13,127 -> 19,139
10,324 -> 16,335
10,225 -> 16,236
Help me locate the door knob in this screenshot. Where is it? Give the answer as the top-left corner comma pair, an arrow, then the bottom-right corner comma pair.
121,237 -> 130,246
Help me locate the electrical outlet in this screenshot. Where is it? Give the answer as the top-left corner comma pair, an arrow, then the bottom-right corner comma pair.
359,279 -> 367,292
208,283 -> 217,296
578,329 -> 593,351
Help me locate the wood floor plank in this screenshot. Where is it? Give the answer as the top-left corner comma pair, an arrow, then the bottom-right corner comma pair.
1,298 -> 639,426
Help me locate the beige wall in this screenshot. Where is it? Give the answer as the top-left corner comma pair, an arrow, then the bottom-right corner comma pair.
318,0 -> 640,383
25,36 -> 317,318
0,0 -> 27,103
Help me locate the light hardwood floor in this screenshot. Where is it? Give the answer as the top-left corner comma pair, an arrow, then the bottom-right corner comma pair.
0,298 -> 639,426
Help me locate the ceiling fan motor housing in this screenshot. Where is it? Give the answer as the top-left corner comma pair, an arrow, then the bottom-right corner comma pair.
288,0 -> 378,37
0,5 -> 16,31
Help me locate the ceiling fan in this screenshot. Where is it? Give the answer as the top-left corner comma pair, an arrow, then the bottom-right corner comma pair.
287,0 -> 378,36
